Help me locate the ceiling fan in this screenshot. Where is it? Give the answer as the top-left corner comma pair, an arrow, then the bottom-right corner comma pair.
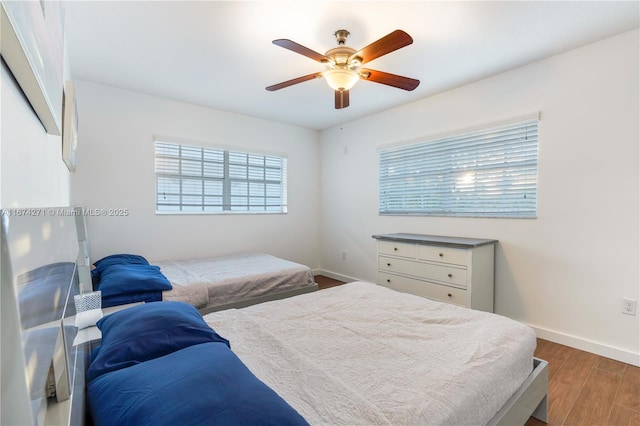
266,29 -> 420,109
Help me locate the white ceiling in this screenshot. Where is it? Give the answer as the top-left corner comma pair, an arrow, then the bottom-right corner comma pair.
64,1 -> 639,131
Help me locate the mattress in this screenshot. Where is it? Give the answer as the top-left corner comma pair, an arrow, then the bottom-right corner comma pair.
204,281 -> 537,425
156,252 -> 315,310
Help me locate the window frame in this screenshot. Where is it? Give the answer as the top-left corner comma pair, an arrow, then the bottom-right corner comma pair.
154,138 -> 288,215
378,113 -> 539,218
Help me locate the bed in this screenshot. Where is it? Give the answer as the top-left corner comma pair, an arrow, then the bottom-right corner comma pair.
155,252 -> 317,314
90,252 -> 317,314
204,281 -> 548,425
84,281 -> 548,426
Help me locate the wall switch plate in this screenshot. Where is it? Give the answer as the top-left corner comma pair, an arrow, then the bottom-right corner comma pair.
622,298 -> 637,316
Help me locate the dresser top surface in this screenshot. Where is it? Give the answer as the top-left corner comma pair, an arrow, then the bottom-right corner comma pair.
372,233 -> 498,248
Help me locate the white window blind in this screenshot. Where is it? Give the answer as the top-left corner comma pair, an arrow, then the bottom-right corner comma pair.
155,141 -> 287,214
379,117 -> 538,218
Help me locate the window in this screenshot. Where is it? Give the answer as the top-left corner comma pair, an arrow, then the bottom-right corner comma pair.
379,116 -> 538,218
155,140 -> 287,214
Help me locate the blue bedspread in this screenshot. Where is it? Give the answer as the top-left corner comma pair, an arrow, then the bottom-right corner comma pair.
88,342 -> 309,426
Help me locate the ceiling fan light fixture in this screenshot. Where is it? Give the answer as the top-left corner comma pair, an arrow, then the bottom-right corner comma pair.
267,29 -> 419,108
323,68 -> 359,91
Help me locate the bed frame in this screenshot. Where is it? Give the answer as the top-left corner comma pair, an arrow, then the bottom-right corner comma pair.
199,283 -> 319,315
77,212 -> 317,313
155,253 -> 318,314
489,357 -> 548,425
4,206 -> 547,425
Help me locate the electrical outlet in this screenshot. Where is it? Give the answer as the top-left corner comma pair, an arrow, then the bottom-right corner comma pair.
622,299 -> 637,316
341,251 -> 347,261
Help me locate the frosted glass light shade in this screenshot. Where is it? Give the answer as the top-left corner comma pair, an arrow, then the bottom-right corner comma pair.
323,69 -> 359,91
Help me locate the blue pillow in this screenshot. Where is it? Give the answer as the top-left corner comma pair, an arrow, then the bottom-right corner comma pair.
87,301 -> 229,382
93,253 -> 149,273
91,268 -> 101,291
88,342 -> 309,426
100,290 -> 163,308
97,264 -> 172,297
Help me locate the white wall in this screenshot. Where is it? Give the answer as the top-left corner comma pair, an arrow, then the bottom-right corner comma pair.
319,30 -> 640,365
1,62 -> 70,207
71,81 -> 321,269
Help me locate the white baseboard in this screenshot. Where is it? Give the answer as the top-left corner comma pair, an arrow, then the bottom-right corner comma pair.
312,269 -> 363,284
529,323 -> 640,367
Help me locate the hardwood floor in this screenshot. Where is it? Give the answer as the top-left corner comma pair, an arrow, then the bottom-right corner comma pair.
314,275 -> 640,425
314,274 -> 346,290
527,338 -> 640,426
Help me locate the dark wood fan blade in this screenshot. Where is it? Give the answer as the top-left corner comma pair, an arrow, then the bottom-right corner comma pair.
351,30 -> 413,64
335,90 -> 350,109
360,68 -> 420,91
273,39 -> 329,63
266,73 -> 322,91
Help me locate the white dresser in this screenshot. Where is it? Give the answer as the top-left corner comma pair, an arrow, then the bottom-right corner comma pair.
372,233 -> 497,312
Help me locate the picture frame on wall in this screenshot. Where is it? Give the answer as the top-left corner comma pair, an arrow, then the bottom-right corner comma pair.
62,81 -> 78,172
0,1 -> 64,135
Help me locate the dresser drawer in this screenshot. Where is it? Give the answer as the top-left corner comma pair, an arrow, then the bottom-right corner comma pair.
378,256 -> 423,276
418,245 -> 467,265
379,272 -> 467,307
379,256 -> 467,287
378,241 -> 417,258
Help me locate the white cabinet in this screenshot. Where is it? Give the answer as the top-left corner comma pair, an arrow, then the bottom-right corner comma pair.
373,233 -> 497,312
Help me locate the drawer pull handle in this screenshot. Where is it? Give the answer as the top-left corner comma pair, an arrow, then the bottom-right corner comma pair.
394,247 -> 398,251
448,273 -> 453,278
387,263 -> 391,267
439,253 -> 444,257
386,279 -> 391,283
447,293 -> 452,298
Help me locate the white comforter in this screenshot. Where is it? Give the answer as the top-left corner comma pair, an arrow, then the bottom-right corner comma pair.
156,253 -> 315,309
205,281 -> 536,426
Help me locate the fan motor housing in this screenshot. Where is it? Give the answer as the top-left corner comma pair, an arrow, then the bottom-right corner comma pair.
325,46 -> 360,69
334,29 -> 350,45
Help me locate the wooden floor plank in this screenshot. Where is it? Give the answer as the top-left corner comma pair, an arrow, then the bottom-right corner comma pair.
525,416 -> 547,426
540,343 -> 582,380
314,275 -> 347,290
596,356 -> 628,377
553,349 -> 598,388
615,365 -> 640,412
534,338 -> 552,358
546,379 -> 582,425
564,367 -> 622,425
607,405 -> 640,426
